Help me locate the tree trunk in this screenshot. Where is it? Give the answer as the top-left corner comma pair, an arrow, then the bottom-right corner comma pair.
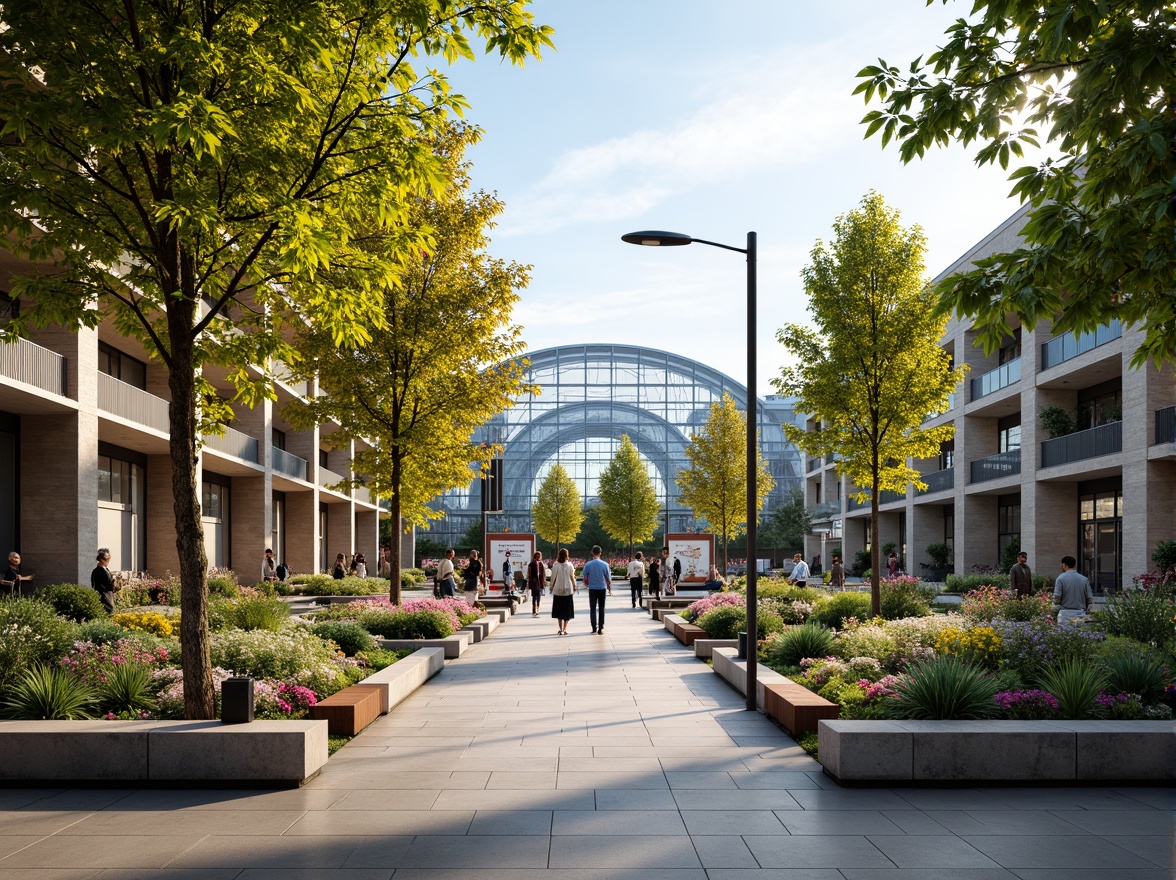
168,294 -> 214,720
870,477 -> 881,618
387,456 -> 403,605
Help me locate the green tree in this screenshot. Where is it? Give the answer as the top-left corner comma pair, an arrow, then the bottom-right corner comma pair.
532,464 -> 584,551
676,393 -> 775,572
761,487 -> 812,559
855,1 -> 1176,367
775,192 -> 965,616
0,0 -> 551,717
286,131 -> 535,604
596,435 -> 660,556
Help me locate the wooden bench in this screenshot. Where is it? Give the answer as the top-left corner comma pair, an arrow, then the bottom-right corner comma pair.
671,620 -> 707,646
762,680 -> 839,735
310,684 -> 383,736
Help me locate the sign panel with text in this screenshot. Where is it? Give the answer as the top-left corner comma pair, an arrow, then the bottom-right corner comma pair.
487,533 -> 535,588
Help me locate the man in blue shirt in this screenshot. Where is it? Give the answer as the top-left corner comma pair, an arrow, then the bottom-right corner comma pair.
582,544 -> 612,634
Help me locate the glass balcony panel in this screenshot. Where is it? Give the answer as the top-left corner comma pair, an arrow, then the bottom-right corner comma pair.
1041,320 -> 1122,369
970,357 -> 1021,400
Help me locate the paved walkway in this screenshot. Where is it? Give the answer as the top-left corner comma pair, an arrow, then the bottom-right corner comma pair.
0,595 -> 1173,879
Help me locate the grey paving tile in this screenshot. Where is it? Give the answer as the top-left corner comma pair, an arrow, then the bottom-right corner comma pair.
116,788 -> 348,812
168,835 -> 368,868
284,809 -> 473,836
1050,810 -> 1175,835
12,792 -> 134,812
777,811 -> 905,836
707,872 -> 843,880
553,810 -> 687,835
868,836 -> 1001,868
558,772 -> 669,790
90,872 -> 242,880
343,837 -> 548,870
839,871 -> 1017,880
235,871 -> 392,880
742,835 -> 894,869
1,836 -> 207,869
789,790 -> 918,811
690,835 -> 759,868
1099,835 -> 1175,868
1007,871 -> 1172,880
672,790 -> 803,811
664,771 -> 738,789
728,772 -> 822,790
0,871 -> 101,880
962,834 -> 1160,870
63,810 -> 303,836
880,810 -> 955,835
467,810 -> 552,835
0,837 -> 48,859
485,772 -> 558,790
923,810 -> 1088,836
432,789 -> 595,811
594,790 -> 679,811
327,789 -> 440,811
549,835 -> 702,869
389,872 -> 707,880
1112,788 -> 1176,810
680,810 -> 786,835
0,812 -> 93,836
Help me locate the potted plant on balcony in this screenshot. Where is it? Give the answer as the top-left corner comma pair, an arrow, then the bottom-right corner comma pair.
920,542 -> 952,582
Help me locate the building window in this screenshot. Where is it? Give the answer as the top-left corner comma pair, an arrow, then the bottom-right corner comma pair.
944,509 -> 955,559
319,449 -> 329,469
998,329 -> 1021,365
97,342 -> 147,390
1077,387 -> 1123,430
938,440 -> 954,471
0,291 -> 18,325
97,455 -> 137,504
1079,485 -> 1122,593
998,415 -> 1021,453
271,428 -> 286,450
998,494 -> 1021,561
201,481 -> 225,520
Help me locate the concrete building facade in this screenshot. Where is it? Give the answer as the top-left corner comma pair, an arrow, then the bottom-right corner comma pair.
0,273 -> 381,586
804,207 -> 1176,592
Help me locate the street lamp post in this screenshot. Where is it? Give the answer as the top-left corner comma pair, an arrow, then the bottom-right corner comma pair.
621,229 -> 759,712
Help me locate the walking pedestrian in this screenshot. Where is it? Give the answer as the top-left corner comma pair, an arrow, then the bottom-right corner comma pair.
528,550 -> 546,616
671,555 -> 682,594
463,550 -> 483,605
830,555 -> 845,591
91,548 -> 116,614
550,548 -> 577,635
626,552 -> 645,608
1009,551 -> 1032,597
789,553 -> 810,588
1053,556 -> 1093,623
437,548 -> 457,598
648,557 -> 662,600
582,544 -> 611,634
887,550 -> 899,577
502,550 -> 512,587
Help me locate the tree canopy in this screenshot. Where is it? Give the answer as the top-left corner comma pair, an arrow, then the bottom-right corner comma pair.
775,192 -> 964,616
532,464 -> 584,550
285,128 -> 535,603
855,0 -> 1176,367
676,393 -> 775,571
0,0 -> 551,716
596,435 -> 660,555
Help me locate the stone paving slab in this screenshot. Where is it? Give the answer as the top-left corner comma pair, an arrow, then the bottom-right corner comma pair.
0,594 -> 1171,878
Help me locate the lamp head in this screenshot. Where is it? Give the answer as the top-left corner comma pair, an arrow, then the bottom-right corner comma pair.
621,230 -> 692,247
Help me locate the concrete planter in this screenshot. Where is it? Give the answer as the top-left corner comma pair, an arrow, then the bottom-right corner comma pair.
818,719 -> 1176,783
694,638 -> 739,659
379,630 -> 473,658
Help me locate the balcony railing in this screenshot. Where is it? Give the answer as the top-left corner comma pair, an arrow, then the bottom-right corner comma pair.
1041,421 -> 1122,468
1041,320 -> 1122,370
916,467 -> 955,496
319,466 -> 345,491
97,372 -> 169,433
970,449 -> 1021,484
271,446 -> 308,481
971,357 -> 1021,401
846,489 -> 905,511
204,426 -> 259,464
806,501 -> 841,520
1155,406 -> 1176,445
355,485 -> 376,506
0,336 -> 67,396
807,456 -> 821,473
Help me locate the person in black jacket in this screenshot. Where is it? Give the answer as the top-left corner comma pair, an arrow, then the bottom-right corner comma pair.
91,548 -> 116,613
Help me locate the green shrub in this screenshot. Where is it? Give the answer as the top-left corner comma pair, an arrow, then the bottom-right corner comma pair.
756,583 -> 823,604
766,622 -> 836,668
890,655 -> 998,720
1101,653 -> 1171,703
356,609 -> 454,640
311,621 -> 376,656
835,623 -> 897,665
1095,587 -> 1176,649
33,583 -> 106,621
97,662 -> 157,717
210,628 -> 347,694
1152,540 -> 1176,573
207,570 -> 240,598
2,665 -> 96,719
878,579 -> 934,620
209,593 -> 289,632
694,605 -> 781,640
401,569 -> 425,588
73,618 -> 132,645
356,647 -> 406,671
944,573 -> 1054,594
288,574 -> 388,596
1040,659 -> 1108,719
0,599 -> 78,695
811,592 -> 871,629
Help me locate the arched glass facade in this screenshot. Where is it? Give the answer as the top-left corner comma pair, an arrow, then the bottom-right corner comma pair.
430,344 -> 804,545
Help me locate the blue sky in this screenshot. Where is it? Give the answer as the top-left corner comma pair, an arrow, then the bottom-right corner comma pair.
446,0 -> 1037,386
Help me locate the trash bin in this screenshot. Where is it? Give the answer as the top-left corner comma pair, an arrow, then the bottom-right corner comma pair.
221,677 -> 255,724
737,631 -> 748,659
